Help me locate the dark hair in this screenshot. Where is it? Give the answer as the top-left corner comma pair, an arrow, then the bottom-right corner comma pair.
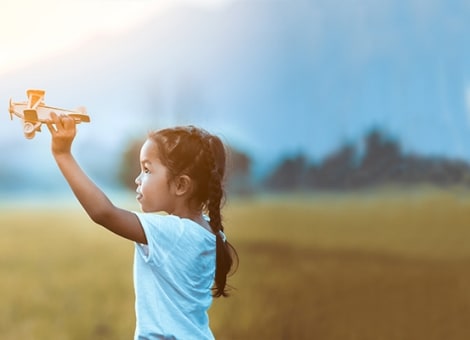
148,125 -> 238,297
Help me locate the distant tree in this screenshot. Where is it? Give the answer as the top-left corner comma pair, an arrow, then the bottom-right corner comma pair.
264,154 -> 308,190
308,144 -> 357,189
354,129 -> 402,186
398,155 -> 470,186
118,137 -> 145,191
226,146 -> 253,195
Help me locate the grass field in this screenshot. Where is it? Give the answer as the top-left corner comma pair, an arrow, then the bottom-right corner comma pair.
2,188 -> 470,339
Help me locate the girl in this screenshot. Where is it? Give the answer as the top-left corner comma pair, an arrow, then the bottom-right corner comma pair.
46,112 -> 237,339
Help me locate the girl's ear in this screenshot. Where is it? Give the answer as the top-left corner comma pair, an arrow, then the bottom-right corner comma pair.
174,175 -> 192,197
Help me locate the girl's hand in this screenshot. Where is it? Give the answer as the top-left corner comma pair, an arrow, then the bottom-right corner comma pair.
46,112 -> 77,156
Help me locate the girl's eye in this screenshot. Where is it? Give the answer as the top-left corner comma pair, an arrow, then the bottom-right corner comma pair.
144,168 -> 150,174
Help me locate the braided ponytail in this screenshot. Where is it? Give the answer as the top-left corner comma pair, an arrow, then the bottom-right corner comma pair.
202,135 -> 238,297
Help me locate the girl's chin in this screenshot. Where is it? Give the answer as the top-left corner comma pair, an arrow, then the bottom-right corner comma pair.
140,205 -> 157,213
136,200 -> 146,212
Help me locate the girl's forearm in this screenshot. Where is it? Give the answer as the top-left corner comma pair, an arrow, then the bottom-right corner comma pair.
53,152 -> 115,224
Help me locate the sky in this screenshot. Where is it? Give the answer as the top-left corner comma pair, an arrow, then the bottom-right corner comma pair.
0,0 -> 234,75
2,0 -> 470,190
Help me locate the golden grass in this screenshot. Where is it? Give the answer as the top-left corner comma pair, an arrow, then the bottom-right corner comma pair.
0,210 -> 134,340
2,189 -> 470,339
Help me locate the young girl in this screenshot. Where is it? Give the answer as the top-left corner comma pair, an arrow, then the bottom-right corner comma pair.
46,112 -> 237,339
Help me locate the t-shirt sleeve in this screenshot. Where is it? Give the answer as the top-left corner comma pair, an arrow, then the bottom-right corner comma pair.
134,212 -> 184,266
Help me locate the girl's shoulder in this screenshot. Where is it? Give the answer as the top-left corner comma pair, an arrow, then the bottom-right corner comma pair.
135,211 -> 181,230
135,212 -> 214,240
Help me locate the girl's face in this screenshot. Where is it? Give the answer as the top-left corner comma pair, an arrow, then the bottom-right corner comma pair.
135,139 -> 176,213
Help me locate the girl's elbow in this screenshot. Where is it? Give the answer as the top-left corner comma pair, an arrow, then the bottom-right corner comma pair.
88,207 -> 114,226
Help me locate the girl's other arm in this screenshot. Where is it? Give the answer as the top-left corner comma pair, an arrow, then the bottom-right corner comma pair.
47,113 -> 147,244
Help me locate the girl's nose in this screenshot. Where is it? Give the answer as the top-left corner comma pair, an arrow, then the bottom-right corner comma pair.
135,173 -> 141,185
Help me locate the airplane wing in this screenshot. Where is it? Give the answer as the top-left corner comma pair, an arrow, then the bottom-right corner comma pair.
27,89 -> 45,110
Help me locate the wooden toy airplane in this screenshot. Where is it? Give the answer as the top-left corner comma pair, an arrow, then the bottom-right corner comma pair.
9,89 -> 90,139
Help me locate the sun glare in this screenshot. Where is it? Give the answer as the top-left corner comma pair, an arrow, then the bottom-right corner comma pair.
0,0 -> 237,75
0,0 -> 164,73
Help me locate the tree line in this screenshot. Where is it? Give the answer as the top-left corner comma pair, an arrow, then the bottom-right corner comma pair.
118,129 -> 470,194
264,129 -> 470,191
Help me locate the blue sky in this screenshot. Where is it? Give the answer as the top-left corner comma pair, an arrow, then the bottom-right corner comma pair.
1,0 -> 470,187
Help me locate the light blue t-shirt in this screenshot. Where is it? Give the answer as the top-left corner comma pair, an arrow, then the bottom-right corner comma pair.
133,213 -> 216,340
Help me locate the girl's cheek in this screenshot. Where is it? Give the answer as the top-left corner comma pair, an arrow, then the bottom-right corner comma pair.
141,175 -> 149,187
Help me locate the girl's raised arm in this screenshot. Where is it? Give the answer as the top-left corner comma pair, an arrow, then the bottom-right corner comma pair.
47,112 -> 147,244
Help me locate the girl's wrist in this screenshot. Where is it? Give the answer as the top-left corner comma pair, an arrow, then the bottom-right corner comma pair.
53,149 -> 73,160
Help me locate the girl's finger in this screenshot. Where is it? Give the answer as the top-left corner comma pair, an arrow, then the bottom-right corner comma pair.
62,116 -> 76,130
53,112 -> 65,130
46,121 -> 56,134
47,112 -> 62,134
50,111 -> 58,122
